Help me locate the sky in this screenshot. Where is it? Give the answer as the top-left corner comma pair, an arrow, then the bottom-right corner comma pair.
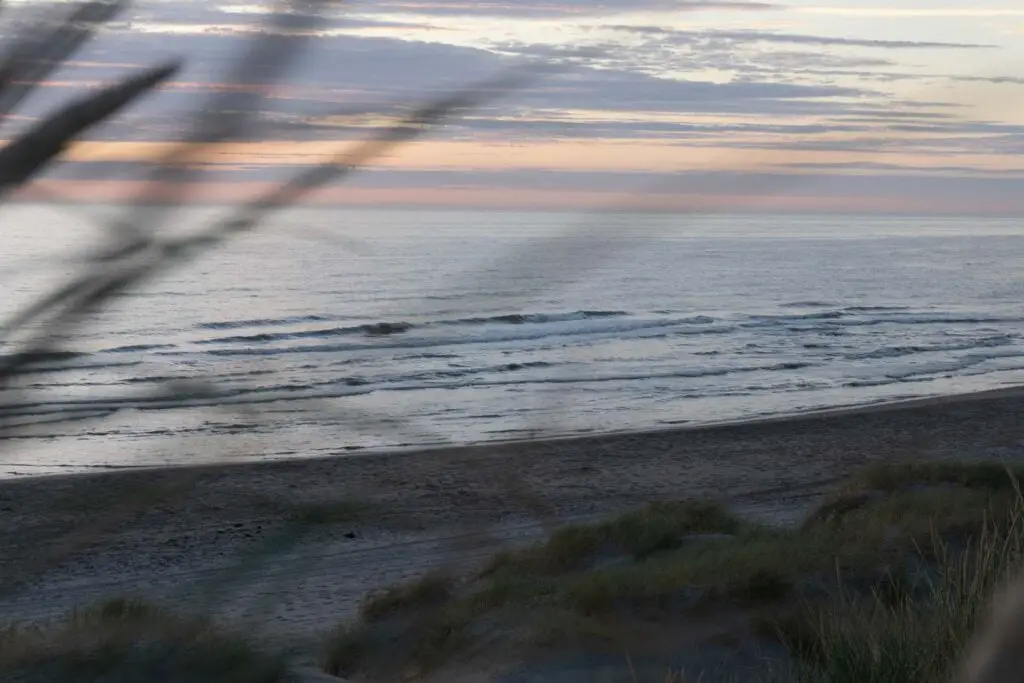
5,0 -> 1024,213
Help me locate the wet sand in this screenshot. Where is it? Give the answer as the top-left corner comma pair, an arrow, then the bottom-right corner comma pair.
1,387 -> 1024,648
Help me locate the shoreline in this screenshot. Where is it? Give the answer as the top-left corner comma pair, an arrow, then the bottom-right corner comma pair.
405,382 -> 1024,462
2,383 -> 1024,646
4,382 -> 1022,486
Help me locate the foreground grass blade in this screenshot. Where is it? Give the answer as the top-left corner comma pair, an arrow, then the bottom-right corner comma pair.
107,0 -> 326,240
1,67 -> 541,347
0,65 -> 541,394
0,62 -> 180,361
184,65 -> 547,246
0,61 -> 179,193
0,0 -> 130,118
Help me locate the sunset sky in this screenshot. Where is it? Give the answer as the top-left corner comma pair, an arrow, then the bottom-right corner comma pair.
8,0 -> 1024,213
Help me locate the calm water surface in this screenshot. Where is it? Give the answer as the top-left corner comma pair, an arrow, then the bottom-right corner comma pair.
2,205 -> 1023,475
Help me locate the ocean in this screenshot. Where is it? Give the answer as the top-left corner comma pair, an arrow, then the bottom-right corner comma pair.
2,204 -> 1024,476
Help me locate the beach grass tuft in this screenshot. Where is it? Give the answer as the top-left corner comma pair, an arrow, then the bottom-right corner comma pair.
481,499 -> 744,577
360,570 -> 455,622
771,468 -> 1024,683
0,596 -> 288,683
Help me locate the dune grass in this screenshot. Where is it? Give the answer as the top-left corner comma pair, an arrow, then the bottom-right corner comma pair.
481,499 -> 744,577
0,597 -> 288,683
359,570 -> 455,622
774,467 -> 1024,683
323,461 -> 1024,682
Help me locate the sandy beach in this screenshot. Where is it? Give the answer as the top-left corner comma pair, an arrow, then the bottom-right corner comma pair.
2,387 -> 1024,651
